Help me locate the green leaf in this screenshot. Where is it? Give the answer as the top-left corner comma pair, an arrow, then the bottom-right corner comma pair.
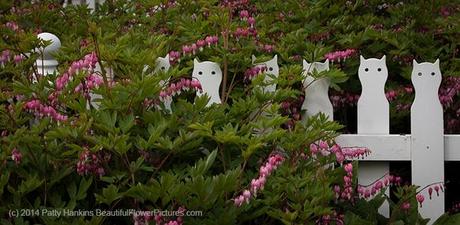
119,113 -> 134,133
95,184 -> 123,205
189,150 -> 218,177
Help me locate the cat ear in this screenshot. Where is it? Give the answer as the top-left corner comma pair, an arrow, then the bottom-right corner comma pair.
434,58 -> 440,67
194,58 -> 200,65
303,59 -> 309,69
273,54 -> 278,61
380,55 -> 386,61
360,55 -> 365,63
251,55 -> 257,64
413,59 -> 419,66
165,53 -> 170,61
324,59 -> 330,68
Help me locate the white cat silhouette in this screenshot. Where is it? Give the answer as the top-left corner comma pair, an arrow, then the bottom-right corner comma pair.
410,59 -> 444,220
251,55 -> 279,93
192,58 -> 222,106
357,55 -> 389,134
301,59 -> 333,120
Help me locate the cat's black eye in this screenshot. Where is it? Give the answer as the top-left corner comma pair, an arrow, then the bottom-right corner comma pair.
431,72 -> 435,76
269,67 -> 273,71
365,68 -> 369,72
418,72 -> 422,76
161,66 -> 165,70
211,71 -> 216,75
198,71 -> 203,75
377,68 -> 382,72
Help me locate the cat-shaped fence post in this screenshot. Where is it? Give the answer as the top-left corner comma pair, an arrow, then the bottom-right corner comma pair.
151,54 -> 172,112
251,55 -> 279,93
357,55 -> 390,217
301,59 -> 333,121
411,59 -> 444,223
192,59 -> 222,107
35,32 -> 61,80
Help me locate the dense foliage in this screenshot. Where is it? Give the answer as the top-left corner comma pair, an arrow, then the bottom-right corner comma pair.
1,0 -> 460,225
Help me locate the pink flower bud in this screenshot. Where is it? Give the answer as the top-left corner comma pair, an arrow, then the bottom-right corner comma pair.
416,194 -> 425,207
344,163 -> 353,174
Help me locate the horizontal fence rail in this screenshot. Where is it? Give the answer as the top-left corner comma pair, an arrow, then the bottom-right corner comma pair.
337,134 -> 460,161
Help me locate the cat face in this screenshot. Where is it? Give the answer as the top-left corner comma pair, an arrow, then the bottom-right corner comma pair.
252,55 -> 279,77
303,59 -> 330,73
192,58 -> 222,90
411,59 -> 441,91
154,54 -> 171,73
358,55 -> 388,84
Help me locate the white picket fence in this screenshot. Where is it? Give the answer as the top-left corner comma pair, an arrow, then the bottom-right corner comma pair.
63,0 -> 104,11
35,32 -> 460,224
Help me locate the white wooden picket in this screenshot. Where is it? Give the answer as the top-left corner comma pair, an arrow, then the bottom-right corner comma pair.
63,0 -> 104,11
410,59 -> 445,220
252,55 -> 279,93
35,32 -> 61,78
356,55 -> 390,217
35,32 -> 459,224
301,59 -> 333,121
192,58 -> 222,106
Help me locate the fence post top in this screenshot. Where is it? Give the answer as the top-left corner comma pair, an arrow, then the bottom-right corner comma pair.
36,32 -> 61,60
413,58 -> 440,66
154,54 -> 171,73
360,55 -> 386,62
411,59 -> 442,88
302,59 -> 330,73
193,58 -> 221,68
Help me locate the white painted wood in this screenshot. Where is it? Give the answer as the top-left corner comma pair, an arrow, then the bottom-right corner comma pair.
357,55 -> 389,134
411,59 -> 444,223
252,55 -> 279,93
445,135 -> 460,161
192,59 -> 222,106
35,33 -> 61,79
301,59 -> 333,121
356,55 -> 390,217
86,0 -> 96,11
336,134 -> 411,160
337,134 -> 460,161
154,54 -> 172,112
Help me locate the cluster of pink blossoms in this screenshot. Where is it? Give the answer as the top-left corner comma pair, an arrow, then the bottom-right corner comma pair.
24,99 -> 68,121
333,163 -> 354,201
339,146 -> 371,160
11,148 -> 22,165
233,9 -> 257,40
4,21 -> 24,34
74,73 -> 104,93
309,141 -> 370,163
356,174 -> 402,199
416,183 -> 445,208
324,49 -> 357,63
317,212 -> 345,225
330,92 -> 360,108
234,153 -> 285,207
165,36 -> 218,65
55,52 -> 99,92
439,76 -> 460,107
159,78 -> 203,103
0,50 -> 24,65
76,149 -> 106,176
181,36 -> 218,56
244,65 -> 267,80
